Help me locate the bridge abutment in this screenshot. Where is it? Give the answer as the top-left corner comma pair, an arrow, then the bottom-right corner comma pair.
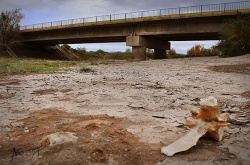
9,44 -> 79,60
126,36 -> 170,60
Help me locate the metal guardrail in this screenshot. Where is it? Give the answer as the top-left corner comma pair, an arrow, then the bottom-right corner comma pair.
20,1 -> 250,31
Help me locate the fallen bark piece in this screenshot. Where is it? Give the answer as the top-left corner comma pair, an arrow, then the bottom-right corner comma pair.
161,96 -> 229,156
40,132 -> 78,146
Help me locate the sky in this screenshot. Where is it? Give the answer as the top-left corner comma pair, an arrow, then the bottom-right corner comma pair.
0,0 -> 238,53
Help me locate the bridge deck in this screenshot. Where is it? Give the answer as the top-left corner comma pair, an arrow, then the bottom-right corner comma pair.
20,1 -> 250,32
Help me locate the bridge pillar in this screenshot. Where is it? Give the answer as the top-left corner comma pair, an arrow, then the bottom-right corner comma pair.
126,36 -> 170,60
132,46 -> 146,61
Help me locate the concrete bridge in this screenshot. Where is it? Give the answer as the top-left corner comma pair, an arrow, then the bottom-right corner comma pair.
20,1 -> 250,60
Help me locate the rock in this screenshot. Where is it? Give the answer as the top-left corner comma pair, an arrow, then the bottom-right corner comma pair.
227,107 -> 240,113
221,108 -> 229,113
239,114 -> 246,117
40,132 -> 78,146
128,103 -> 145,109
228,116 -> 250,125
226,128 -> 240,134
167,92 -> 174,95
135,84 -> 144,89
229,113 -> 248,122
231,104 -> 236,107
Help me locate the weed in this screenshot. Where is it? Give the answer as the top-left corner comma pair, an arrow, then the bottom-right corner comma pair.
80,67 -> 93,73
90,60 -> 99,65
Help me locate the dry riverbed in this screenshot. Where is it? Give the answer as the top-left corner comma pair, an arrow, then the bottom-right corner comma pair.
0,55 -> 249,165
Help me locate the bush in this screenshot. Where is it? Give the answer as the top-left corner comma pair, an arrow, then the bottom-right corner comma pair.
104,51 -> 132,60
217,14 -> 250,57
166,49 -> 185,58
187,45 -> 220,57
80,67 -> 93,73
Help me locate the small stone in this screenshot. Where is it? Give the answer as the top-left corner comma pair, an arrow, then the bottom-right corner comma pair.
239,114 -> 246,117
24,130 -> 30,133
237,117 -> 248,120
221,108 -> 229,113
135,84 -> 144,89
228,107 -> 240,113
0,145 -> 2,149
222,104 -> 227,109
167,92 -> 174,95
128,103 -> 144,109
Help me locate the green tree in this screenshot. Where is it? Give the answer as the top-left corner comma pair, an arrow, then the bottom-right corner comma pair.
61,44 -> 71,50
0,8 -> 24,50
167,49 -> 177,58
125,48 -> 131,53
217,14 -> 250,57
208,46 -> 221,56
96,49 -> 106,54
76,47 -> 89,59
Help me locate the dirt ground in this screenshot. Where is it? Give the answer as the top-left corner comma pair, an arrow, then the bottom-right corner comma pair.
0,55 -> 249,165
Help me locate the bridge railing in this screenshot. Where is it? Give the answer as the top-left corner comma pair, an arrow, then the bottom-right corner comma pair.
20,1 -> 250,30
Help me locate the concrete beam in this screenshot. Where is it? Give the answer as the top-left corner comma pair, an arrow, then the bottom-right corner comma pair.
126,36 -> 170,49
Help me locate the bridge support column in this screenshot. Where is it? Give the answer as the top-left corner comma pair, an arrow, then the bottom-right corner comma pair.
132,46 -> 146,61
126,36 -> 170,61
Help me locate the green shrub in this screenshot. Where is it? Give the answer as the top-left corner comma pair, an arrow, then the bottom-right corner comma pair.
80,67 -> 93,73
217,14 -> 250,57
90,59 -> 99,65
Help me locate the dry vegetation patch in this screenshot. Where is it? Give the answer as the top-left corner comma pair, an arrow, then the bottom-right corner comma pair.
208,63 -> 250,75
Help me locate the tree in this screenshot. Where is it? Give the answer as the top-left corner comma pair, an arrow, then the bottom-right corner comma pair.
208,46 -> 221,56
61,44 -> 71,50
96,49 -> 106,54
187,45 -> 221,57
187,45 -> 206,56
217,14 -> 250,57
167,49 -> 177,58
0,8 -> 24,50
125,48 -> 131,53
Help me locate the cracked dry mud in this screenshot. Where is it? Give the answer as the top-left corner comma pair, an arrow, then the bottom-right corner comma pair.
0,55 -> 249,165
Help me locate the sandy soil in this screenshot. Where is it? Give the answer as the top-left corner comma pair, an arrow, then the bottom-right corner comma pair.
0,55 -> 249,165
